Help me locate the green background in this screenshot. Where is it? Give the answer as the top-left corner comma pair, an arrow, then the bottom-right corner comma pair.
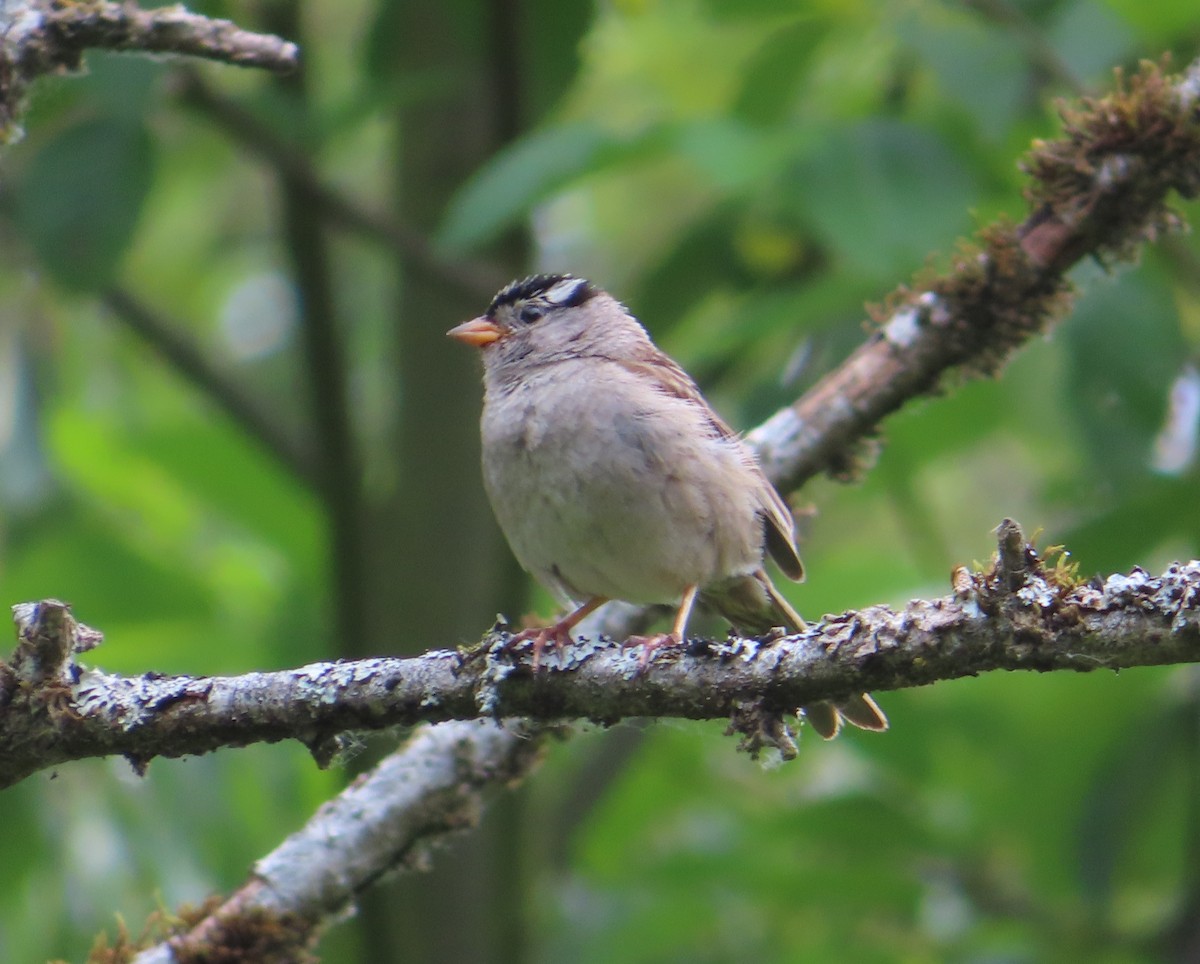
1,0 -> 1199,960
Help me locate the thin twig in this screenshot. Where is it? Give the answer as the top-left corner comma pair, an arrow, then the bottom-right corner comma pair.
0,0 -> 297,136
172,68 -> 506,300
103,288 -> 318,486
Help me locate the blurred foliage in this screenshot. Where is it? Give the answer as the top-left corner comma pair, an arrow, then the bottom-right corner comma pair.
0,0 -> 1199,961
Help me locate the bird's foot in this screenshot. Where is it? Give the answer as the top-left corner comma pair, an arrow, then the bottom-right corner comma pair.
623,631 -> 683,671
506,621 -> 575,670
504,597 -> 608,670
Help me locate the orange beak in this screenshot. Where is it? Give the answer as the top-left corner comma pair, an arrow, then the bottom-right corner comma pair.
447,317 -> 505,347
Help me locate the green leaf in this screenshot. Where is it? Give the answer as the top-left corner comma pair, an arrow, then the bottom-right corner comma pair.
1049,2 -> 1137,84
520,0 -> 593,122
437,122 -> 658,252
732,15 -> 831,124
699,0 -> 813,18
788,119 -> 977,278
82,52 -> 164,122
1103,0 -> 1199,43
12,117 -> 155,290
1075,700 -> 1191,906
897,9 -> 1030,143
1061,265 -> 1183,492
672,118 -> 788,192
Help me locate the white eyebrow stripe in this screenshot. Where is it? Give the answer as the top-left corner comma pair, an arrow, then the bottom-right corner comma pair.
543,277 -> 585,305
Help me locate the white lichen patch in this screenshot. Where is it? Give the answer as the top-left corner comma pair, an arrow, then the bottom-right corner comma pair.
476,642 -> 518,715
958,596 -> 985,620
1101,567 -> 1153,607
1152,561 -> 1200,632
884,306 -> 922,347
74,669 -> 187,731
541,636 -> 607,671
612,646 -> 647,680
1016,577 -> 1057,609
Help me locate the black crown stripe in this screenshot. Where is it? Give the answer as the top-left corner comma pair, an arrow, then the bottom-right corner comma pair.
487,274 -> 597,316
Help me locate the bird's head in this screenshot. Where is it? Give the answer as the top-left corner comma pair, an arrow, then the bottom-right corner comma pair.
449,274 -> 645,374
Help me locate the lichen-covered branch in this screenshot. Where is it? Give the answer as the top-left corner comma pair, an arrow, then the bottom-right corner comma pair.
749,57 -> 1200,493
7,1 -> 299,74
0,0 -> 298,139
128,720 -> 545,964
4,525 -> 1200,789
116,529 -> 1200,964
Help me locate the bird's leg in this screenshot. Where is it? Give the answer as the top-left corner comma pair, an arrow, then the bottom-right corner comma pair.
625,585 -> 699,669
507,596 -> 607,669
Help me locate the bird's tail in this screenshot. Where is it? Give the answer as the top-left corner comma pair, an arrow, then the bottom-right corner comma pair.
708,570 -> 888,740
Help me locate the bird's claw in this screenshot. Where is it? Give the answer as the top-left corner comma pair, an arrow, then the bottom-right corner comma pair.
623,631 -> 683,672
506,623 -> 574,670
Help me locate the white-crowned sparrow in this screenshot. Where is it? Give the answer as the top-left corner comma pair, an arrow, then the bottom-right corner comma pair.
449,274 -> 886,739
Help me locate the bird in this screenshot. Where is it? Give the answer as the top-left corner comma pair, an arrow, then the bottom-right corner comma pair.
448,274 -> 886,739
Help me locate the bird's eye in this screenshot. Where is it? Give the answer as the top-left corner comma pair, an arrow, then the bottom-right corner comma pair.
519,303 -> 545,324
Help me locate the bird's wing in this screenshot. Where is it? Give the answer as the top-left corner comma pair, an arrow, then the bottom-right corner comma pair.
618,347 -> 804,583
758,477 -> 804,582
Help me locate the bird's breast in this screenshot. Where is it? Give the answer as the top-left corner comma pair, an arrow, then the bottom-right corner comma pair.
479,361 -> 766,604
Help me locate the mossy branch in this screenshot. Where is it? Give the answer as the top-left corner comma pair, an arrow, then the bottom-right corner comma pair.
751,57 -> 1200,492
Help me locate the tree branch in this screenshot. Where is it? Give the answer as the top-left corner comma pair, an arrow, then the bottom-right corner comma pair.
129,719 -> 545,964
5,523 -> 1200,788
750,57 -> 1200,494
8,1 -> 298,73
0,0 -> 298,139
